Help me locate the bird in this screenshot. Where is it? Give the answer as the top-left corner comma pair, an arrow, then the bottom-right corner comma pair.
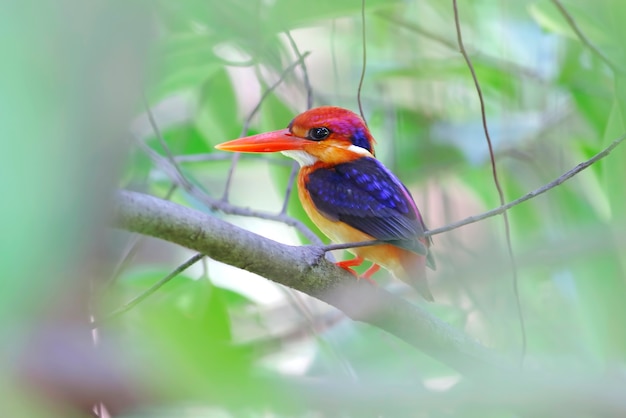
215,106 -> 435,300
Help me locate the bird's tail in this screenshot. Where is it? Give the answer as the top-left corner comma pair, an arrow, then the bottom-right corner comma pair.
397,250 -> 434,301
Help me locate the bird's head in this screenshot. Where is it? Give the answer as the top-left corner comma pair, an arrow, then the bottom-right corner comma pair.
215,106 -> 376,166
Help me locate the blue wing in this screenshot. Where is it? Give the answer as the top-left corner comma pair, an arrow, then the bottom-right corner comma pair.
305,157 -> 428,255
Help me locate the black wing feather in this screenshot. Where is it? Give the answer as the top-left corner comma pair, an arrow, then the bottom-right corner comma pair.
306,157 -> 427,254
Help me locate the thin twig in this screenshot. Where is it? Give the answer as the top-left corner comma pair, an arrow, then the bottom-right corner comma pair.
142,93 -> 188,184
356,0 -> 367,124
285,31 -> 314,109
452,0 -> 526,363
315,131 -> 626,253
319,240 -> 382,252
113,190 -> 513,377
278,286 -> 356,378
183,130 -> 626,262
221,154 -> 241,202
551,0 -> 620,74
175,153 -> 293,166
376,11 -> 546,82
331,20 -> 340,100
103,184 -> 178,293
135,138 -> 323,245
427,132 -> 626,236
109,234 -> 143,283
280,161 -> 300,215
221,52 -> 312,202
94,253 -> 205,327
243,52 -> 309,137
281,33 -> 312,216
174,153 -> 234,163
141,102 -> 196,192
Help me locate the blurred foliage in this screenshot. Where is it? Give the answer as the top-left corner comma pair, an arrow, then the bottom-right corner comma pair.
3,0 -> 626,416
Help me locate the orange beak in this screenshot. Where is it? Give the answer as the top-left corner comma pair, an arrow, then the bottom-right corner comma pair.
215,129 -> 308,153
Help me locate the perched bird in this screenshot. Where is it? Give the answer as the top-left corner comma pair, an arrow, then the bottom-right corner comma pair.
216,106 -> 435,300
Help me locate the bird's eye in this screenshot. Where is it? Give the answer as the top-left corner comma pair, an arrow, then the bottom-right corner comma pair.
307,127 -> 330,141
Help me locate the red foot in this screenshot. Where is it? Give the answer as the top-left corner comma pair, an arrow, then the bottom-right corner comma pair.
336,256 -> 365,270
362,264 -> 380,283
335,257 -> 379,285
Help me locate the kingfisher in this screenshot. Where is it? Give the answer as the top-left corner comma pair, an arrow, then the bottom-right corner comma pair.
216,106 -> 435,300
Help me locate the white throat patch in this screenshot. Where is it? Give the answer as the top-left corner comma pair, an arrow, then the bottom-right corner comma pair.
281,150 -> 318,167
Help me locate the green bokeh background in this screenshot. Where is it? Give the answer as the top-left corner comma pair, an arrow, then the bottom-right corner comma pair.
2,0 -> 626,416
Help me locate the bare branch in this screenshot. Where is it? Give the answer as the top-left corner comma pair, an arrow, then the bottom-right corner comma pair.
452,0 -> 526,360
94,253 -> 204,327
356,0 -> 367,124
427,132 -> 626,236
174,153 -> 292,166
375,11 -> 546,82
257,133 -> 626,257
281,34 -> 312,214
142,93 -> 186,184
285,31 -> 313,110
134,130 -> 323,245
222,52 -> 312,202
320,240 -> 382,252
112,190 -> 514,378
551,0 -> 621,74
280,162 -> 299,215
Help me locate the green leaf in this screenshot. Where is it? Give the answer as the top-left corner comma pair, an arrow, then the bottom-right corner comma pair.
376,59 -> 519,102
110,269 -> 254,387
528,1 -> 577,39
195,68 -> 241,146
144,122 -> 210,156
557,42 -> 612,135
149,32 -> 222,102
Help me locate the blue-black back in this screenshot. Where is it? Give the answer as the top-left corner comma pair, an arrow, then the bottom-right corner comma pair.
306,157 -> 427,254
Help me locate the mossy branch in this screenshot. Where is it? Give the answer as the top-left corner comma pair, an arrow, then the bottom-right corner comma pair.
113,190 -> 513,378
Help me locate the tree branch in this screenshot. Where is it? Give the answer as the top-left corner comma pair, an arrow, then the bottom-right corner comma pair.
452,0 -> 526,361
112,190 -> 513,378
427,132 -> 626,236
550,0 -> 621,74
